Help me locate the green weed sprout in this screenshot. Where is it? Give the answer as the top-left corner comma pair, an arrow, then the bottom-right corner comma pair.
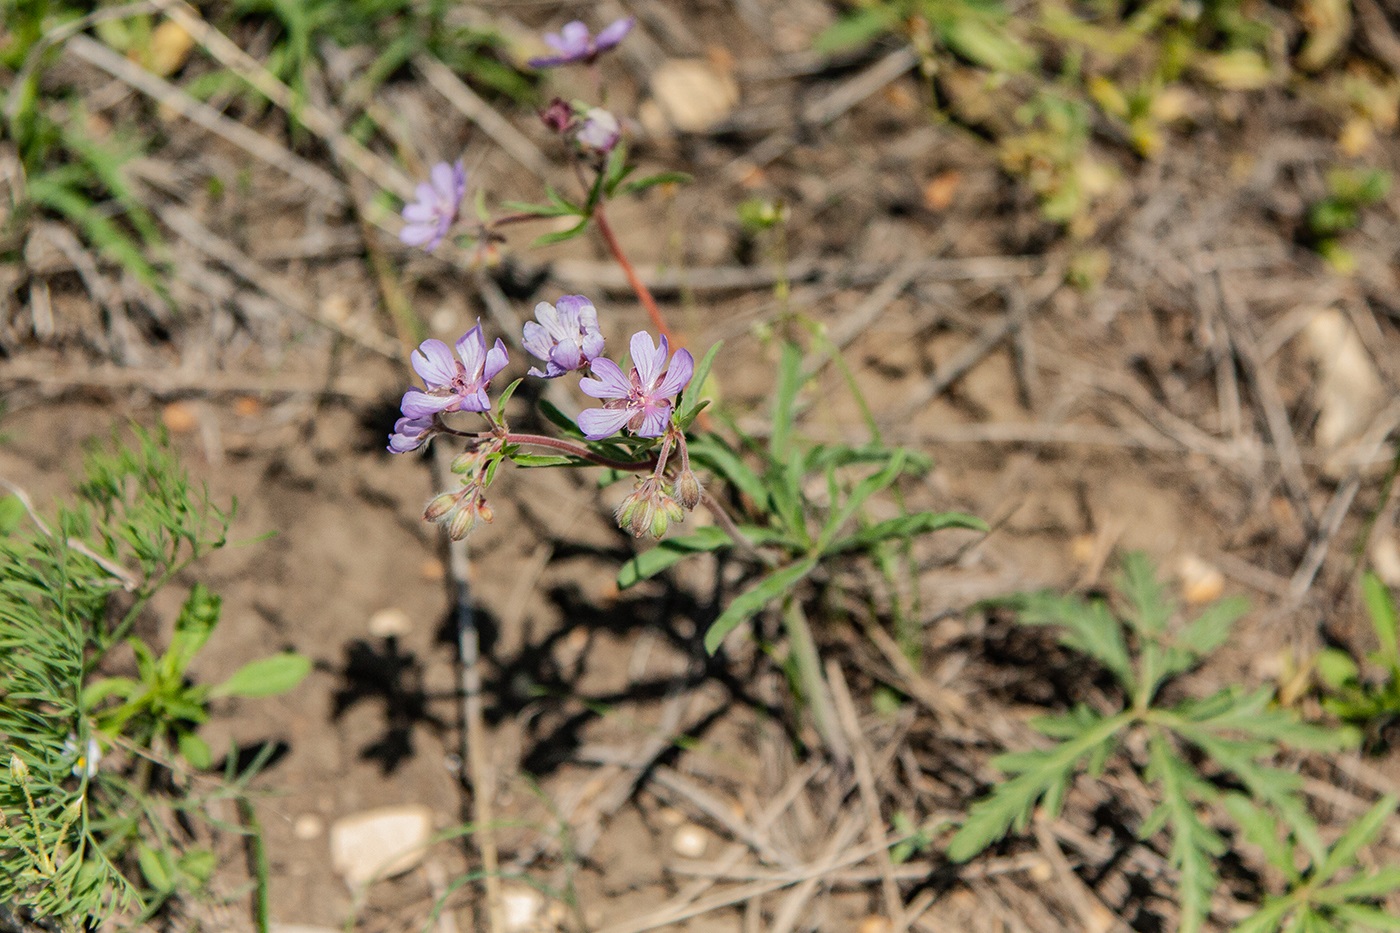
0,430 -> 308,928
1316,572 -> 1400,749
947,552 -> 1355,933
1228,794 -> 1400,933
1305,168 -> 1391,272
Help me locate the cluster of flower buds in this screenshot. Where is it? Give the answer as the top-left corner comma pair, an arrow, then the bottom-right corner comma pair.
423,445 -> 500,539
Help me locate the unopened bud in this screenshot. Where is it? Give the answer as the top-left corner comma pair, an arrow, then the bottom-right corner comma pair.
676,469 -> 702,510
450,451 -> 480,475
540,98 -> 574,134
424,491 -> 460,523
477,500 -> 494,524
447,502 -> 479,540
10,754 -> 28,782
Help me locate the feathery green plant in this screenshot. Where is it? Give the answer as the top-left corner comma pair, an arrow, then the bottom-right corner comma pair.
947,552 -> 1355,933
0,429 -> 308,928
1228,793 -> 1400,933
1316,572 -> 1400,750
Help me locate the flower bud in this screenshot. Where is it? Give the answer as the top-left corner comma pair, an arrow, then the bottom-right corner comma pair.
10,754 -> 28,782
676,469 -> 702,511
540,98 -> 574,134
450,451 -> 480,475
477,500 -> 495,524
447,502 -> 479,540
424,491 -> 461,523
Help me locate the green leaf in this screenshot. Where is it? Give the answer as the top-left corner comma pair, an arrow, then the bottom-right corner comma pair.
1362,572 -> 1399,666
1117,551 -> 1173,635
618,526 -> 735,589
676,341 -> 722,427
704,559 -> 817,654
1015,593 -> 1135,694
1315,648 -> 1360,690
531,218 -> 590,247
813,8 -> 895,53
621,171 -> 692,196
1146,735 -> 1225,933
166,583 -> 222,677
509,453 -> 581,468
1325,904 -> 1400,931
494,377 -> 524,420
210,652 -> 311,699
137,843 -> 175,893
824,510 -> 986,555
177,731 -> 212,770
1223,793 -> 1295,879
1314,866 -> 1400,902
0,494 -> 25,534
946,712 -> 1129,861
537,398 -> 584,436
1178,595 -> 1249,658
770,341 -> 803,462
1231,898 -> 1295,933
1316,795 -> 1396,885
814,450 -> 907,551
939,16 -> 1036,72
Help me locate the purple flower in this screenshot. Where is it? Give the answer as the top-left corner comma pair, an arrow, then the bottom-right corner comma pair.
577,108 -> 621,154
529,18 -> 634,68
523,295 -> 605,378
387,415 -> 436,454
577,331 -> 693,440
400,322 -> 509,418
400,161 -> 467,252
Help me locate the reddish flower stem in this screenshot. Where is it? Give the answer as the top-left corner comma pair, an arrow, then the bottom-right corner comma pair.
592,204 -> 674,344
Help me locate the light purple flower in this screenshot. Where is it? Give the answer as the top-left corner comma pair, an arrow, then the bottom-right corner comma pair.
577,108 -> 621,154
529,18 -> 634,68
387,414 -> 436,454
523,295 -> 606,378
577,331 -> 693,440
400,322 -> 509,418
400,161 -> 467,252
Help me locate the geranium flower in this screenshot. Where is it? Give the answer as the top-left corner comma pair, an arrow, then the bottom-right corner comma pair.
400,161 -> 466,252
577,107 -> 621,154
400,323 -> 509,418
523,295 -> 605,378
529,18 -> 633,68
577,331 -> 693,440
387,415 -> 436,454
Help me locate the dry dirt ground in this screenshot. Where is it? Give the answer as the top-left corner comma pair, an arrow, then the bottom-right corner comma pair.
5,1 -> 1400,931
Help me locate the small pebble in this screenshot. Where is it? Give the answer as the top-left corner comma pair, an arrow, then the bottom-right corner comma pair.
671,823 -> 708,859
501,885 -> 544,932
1178,554 -> 1225,605
292,814 -> 323,840
161,401 -> 198,434
858,918 -> 893,933
368,607 -> 412,639
329,805 -> 433,887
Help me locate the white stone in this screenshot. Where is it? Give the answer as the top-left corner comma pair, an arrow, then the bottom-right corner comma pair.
368,607 -> 412,638
670,823 -> 708,859
329,805 -> 433,887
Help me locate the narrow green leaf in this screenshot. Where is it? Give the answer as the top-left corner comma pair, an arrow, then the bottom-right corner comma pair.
813,8 -> 896,53
177,731 -> 212,770
824,510 -> 987,555
537,398 -> 584,436
704,559 -> 817,655
622,171 -> 692,196
618,526 -> 735,589
531,218 -> 590,246
0,495 -> 25,534
770,341 -> 803,461
815,450 -> 906,551
1316,795 -> 1396,885
1231,899 -> 1295,933
1324,904 -> 1400,931
1313,866 -> 1400,902
509,453 -> 581,468
1362,572 -> 1399,666
210,652 -> 311,699
1117,551 -> 1173,635
676,340 -> 722,427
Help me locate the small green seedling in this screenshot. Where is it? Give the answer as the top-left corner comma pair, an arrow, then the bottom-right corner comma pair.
947,553 -> 1355,933
1228,794 -> 1400,933
1316,572 -> 1400,750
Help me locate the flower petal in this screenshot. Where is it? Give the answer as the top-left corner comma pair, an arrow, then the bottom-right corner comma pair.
402,202 -> 436,223
578,406 -> 633,440
550,339 -> 583,372
430,162 -> 459,202
412,339 -> 458,387
594,17 -> 634,50
533,300 -> 562,337
579,357 -> 632,398
635,402 -> 672,438
630,331 -> 665,390
455,323 -> 487,375
522,320 -> 554,361
653,347 -> 694,399
482,338 -> 509,383
401,389 -> 453,418
399,223 -> 437,247
559,20 -> 590,52
581,329 -> 605,361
